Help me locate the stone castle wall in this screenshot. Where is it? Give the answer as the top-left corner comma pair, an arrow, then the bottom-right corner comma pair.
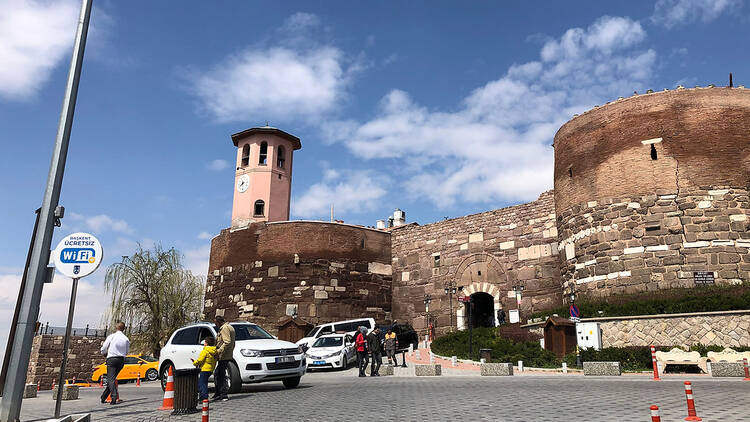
26,335 -> 104,390
205,221 -> 393,331
554,88 -> 750,300
390,191 -> 562,335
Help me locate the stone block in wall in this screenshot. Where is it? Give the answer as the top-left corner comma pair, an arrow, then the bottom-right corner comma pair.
469,232 -> 484,243
23,384 -> 37,399
709,362 -> 744,377
52,385 -> 79,400
583,362 -> 621,376
268,266 -> 279,277
415,364 -> 441,376
480,363 -> 513,376
314,290 -> 328,299
368,262 -> 392,275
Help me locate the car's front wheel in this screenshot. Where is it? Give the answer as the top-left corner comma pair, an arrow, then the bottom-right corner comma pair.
282,376 -> 300,389
145,368 -> 158,381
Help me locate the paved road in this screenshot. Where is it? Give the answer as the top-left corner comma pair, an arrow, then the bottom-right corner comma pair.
19,370 -> 750,421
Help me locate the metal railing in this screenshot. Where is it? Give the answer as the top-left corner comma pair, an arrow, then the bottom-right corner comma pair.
34,322 -> 106,338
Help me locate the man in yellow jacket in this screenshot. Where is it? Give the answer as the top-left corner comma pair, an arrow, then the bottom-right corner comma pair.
192,337 -> 217,401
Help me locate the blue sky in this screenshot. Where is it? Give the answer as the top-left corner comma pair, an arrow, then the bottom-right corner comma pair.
1,0 -> 749,356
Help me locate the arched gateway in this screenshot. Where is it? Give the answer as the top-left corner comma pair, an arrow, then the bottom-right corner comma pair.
453,253 -> 509,330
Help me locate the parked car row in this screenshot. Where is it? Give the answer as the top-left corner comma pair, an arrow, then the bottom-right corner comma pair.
88,317 -> 418,392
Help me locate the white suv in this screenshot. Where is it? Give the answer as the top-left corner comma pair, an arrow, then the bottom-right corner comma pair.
159,321 -> 305,393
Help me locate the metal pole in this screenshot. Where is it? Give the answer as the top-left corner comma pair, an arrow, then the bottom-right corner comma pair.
449,293 -> 453,331
0,1 -> 92,420
0,209 -> 41,396
54,278 -> 79,418
468,299 -> 473,359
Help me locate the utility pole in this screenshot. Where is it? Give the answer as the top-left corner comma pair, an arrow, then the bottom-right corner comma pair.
0,1 -> 92,420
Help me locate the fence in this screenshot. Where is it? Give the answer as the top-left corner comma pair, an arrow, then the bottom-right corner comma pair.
35,322 -> 107,338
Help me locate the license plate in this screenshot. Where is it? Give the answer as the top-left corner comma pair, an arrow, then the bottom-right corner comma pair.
275,356 -> 295,363
313,360 -> 326,365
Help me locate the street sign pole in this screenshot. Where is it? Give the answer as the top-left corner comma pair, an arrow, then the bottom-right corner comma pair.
0,1 -> 92,420
54,277 -> 79,418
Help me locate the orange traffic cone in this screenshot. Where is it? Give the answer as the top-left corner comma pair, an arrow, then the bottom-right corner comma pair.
159,367 -> 175,410
136,373 -> 141,387
99,376 -> 103,388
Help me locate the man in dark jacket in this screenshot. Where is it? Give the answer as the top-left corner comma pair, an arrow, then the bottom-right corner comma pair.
355,326 -> 368,377
367,327 -> 383,376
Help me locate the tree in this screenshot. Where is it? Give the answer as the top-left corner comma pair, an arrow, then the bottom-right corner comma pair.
103,244 -> 204,357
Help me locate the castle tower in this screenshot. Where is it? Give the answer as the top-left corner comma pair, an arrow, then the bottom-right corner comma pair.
230,126 -> 301,228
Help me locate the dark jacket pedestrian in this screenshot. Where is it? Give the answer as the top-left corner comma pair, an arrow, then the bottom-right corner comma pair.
367,328 -> 382,376
99,322 -> 129,405
355,327 -> 369,377
212,316 -> 235,401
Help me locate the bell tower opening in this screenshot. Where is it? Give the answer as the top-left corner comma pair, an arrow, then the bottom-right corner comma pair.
468,292 -> 495,328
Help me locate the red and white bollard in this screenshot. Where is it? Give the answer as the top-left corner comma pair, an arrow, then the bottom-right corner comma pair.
683,381 -> 702,421
72,376 -> 76,385
51,379 -> 56,390
743,358 -> 750,381
650,345 -> 661,381
650,405 -> 661,422
36,381 -> 40,392
99,376 -> 103,388
201,399 -> 209,422
136,373 -> 141,387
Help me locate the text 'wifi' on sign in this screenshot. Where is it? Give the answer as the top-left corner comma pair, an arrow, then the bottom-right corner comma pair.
59,248 -> 96,264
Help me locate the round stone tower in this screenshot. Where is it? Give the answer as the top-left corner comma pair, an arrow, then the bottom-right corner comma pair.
553,87 -> 750,300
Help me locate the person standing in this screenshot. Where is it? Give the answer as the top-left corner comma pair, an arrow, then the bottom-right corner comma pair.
99,322 -> 129,405
355,326 -> 368,378
384,329 -> 398,365
367,327 -> 383,376
192,337 -> 217,402
212,315 -> 235,401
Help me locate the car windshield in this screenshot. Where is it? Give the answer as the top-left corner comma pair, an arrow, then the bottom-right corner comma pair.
312,337 -> 343,348
140,355 -> 157,362
306,327 -> 320,337
232,324 -> 274,340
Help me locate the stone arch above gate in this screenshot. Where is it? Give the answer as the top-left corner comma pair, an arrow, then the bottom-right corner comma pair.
452,253 -> 508,330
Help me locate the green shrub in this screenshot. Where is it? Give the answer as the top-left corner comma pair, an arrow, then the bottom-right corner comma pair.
431,327 -> 558,368
530,284 -> 750,320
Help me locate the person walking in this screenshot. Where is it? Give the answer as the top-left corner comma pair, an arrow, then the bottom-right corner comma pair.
367,327 -> 383,376
212,315 -> 235,401
99,322 -> 129,405
355,326 -> 368,377
384,329 -> 398,365
192,337 -> 217,402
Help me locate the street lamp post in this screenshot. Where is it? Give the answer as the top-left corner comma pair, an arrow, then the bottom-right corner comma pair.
512,284 -> 525,323
570,289 -> 582,368
423,294 -> 432,342
444,282 -> 457,331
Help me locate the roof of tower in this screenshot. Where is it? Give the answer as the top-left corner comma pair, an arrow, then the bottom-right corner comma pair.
231,126 -> 302,150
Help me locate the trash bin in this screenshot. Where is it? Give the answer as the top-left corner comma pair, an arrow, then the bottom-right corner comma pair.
172,368 -> 200,415
479,348 -> 492,361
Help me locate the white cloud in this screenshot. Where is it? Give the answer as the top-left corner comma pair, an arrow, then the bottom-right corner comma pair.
68,213 -> 134,235
206,159 -> 230,171
324,16 -> 656,207
292,170 -> 390,219
0,0 -> 79,100
651,0 -> 742,27
186,13 -> 359,123
197,232 -> 212,240
183,245 -> 209,277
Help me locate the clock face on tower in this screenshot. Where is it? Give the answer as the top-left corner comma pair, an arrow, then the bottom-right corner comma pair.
236,174 -> 250,193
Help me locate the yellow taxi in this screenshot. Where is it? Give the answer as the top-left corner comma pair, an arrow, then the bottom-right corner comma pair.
91,354 -> 159,384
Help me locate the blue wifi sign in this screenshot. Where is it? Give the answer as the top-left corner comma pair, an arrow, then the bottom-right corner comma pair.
53,233 -> 104,278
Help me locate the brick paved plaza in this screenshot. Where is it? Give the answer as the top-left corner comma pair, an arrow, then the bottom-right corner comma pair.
18,370 -> 750,421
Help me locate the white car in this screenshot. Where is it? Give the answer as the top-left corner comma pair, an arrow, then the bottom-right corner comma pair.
296,317 -> 375,350
159,321 -> 305,393
305,333 -> 356,370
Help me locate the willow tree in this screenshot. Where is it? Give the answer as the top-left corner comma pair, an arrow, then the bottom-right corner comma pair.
103,244 -> 204,357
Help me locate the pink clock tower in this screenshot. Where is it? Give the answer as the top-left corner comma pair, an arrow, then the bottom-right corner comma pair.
230,126 -> 301,228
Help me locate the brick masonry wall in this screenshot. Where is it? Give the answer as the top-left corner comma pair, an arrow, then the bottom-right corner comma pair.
205,221 -> 393,332
553,88 -> 750,300
599,313 -> 750,348
26,335 -> 104,390
391,191 -> 562,334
